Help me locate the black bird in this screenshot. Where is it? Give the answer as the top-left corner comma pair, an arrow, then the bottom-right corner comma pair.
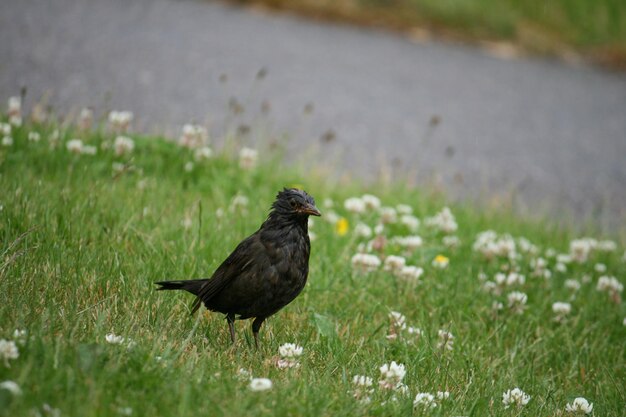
156,188 -> 321,348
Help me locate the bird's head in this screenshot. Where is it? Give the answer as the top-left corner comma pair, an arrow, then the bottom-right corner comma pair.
271,188 -> 321,218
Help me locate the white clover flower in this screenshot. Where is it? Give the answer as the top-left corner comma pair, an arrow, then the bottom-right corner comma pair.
570,238 -> 596,263
13,329 -> 27,345
379,207 -> 398,224
437,330 -> 454,351
565,397 -> 593,414
517,237 -> 538,255
351,253 -> 381,273
108,110 -> 134,132
425,207 -> 458,233
552,302 -> 572,322
0,123 -> 11,136
393,235 -> 423,250
378,361 -> 406,389
28,132 -> 41,142
78,107 -> 93,130
8,96 -> 21,114
236,368 -> 251,380
1,136 -> 13,147
323,198 -> 334,208
400,214 -> 420,231
194,146 -> 213,161
505,272 -> 525,286
230,194 -> 249,211
396,265 -> 424,281
596,240 -> 617,252
249,378 -> 273,391
184,161 -> 194,172
482,281 -> 498,295
413,392 -> 437,409
117,406 -> 133,416
565,279 -> 581,292
344,197 -> 366,214
352,374 -> 374,403
492,301 -> 504,311
507,291 -> 528,314
442,235 -> 460,248
557,254 -> 572,264
114,135 -> 135,156
432,254 -> 449,269
502,387 -> 531,409
596,275 -> 623,302
436,391 -> 450,400
323,210 -> 339,224
278,343 -> 303,358
105,333 -> 125,345
353,222 -> 372,238
66,139 -> 83,154
384,255 -> 406,272
238,147 -> 258,170
594,263 -> 607,273
0,339 -> 19,367
556,262 -> 567,273
81,145 -> 97,155
386,311 -> 407,340
407,326 -> 423,338
179,124 -> 208,149
361,194 -> 381,210
353,375 -> 373,387
396,204 -> 413,215
0,380 -> 22,396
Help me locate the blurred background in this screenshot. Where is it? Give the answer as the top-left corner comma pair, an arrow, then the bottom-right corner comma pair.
1,0 -> 625,231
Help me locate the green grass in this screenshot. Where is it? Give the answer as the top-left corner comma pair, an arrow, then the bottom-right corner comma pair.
236,0 -> 626,68
0,118 -> 625,416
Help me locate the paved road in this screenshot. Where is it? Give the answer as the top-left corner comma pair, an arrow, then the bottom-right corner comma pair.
2,0 -> 625,231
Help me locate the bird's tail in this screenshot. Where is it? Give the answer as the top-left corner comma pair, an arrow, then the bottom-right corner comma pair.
155,279 -> 207,294
155,279 -> 207,314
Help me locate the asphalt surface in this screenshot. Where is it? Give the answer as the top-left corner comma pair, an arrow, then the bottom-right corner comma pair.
2,0 -> 625,230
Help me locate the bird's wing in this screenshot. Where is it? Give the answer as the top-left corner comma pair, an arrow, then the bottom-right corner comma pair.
193,231 -> 264,310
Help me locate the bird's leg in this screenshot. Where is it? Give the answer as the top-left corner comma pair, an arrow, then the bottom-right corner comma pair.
251,317 -> 266,349
226,313 -> 236,344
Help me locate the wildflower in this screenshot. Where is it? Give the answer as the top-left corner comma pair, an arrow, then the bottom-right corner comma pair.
352,375 -> 374,403
108,110 -> 134,132
66,139 -> 83,154
354,222 -> 372,238
0,123 -> 11,136
517,237 -> 538,255
396,204 -> 413,215
361,194 -> 381,210
387,311 -> 407,340
179,124 -> 208,148
425,207 -> 458,233
351,253 -> 381,273
8,96 -> 22,126
565,397 -> 593,414
384,255 -> 406,272
48,129 -> 60,148
502,387 -> 531,409
323,210 -> 339,224
556,262 -> 567,273
507,291 -> 528,314
437,330 -> 454,351
407,326 -> 424,341
323,198 -> 334,208
194,146 -> 213,161
442,235 -> 460,248
344,197 -> 366,214
596,275 -> 623,303
117,407 -> 133,416
565,279 -> 581,292
379,207 -> 398,224
81,145 -> 97,155
42,404 -> 61,417
432,254 -> 449,269
596,240 -> 616,252
236,368 -> 251,381
78,107 -> 93,130
105,333 -> 125,345
249,378 -> 272,391
278,343 -> 303,358
28,132 -> 41,142
0,339 -> 19,367
0,380 -> 22,396
492,301 -> 504,311
400,214 -> 420,231
335,217 -> 349,236
570,238 -> 596,263
436,391 -> 450,400
373,223 -> 385,235
552,302 -> 572,322
378,361 -> 406,390
230,194 -> 249,211
594,263 -> 606,273
1,136 -> 13,146
238,147 -> 258,170
413,392 -> 437,409
13,329 -> 27,345
114,135 -> 135,156
394,235 -> 423,250
397,265 -> 424,281
184,161 -> 194,172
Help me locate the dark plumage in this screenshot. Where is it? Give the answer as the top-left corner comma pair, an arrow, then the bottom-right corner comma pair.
156,188 -> 321,347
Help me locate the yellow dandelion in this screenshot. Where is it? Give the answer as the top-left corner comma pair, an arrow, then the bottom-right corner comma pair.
335,217 -> 349,236
432,254 -> 449,269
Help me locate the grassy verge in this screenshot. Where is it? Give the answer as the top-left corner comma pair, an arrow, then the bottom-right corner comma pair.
0,113 -> 624,416
232,0 -> 626,69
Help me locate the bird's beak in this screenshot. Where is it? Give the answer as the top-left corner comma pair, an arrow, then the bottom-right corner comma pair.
301,203 -> 321,217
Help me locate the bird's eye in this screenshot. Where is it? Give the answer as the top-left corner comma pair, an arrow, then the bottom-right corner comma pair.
289,199 -> 298,208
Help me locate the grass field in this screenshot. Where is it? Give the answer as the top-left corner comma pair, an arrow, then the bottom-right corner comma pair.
234,0 -> 626,69
0,105 -> 625,416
